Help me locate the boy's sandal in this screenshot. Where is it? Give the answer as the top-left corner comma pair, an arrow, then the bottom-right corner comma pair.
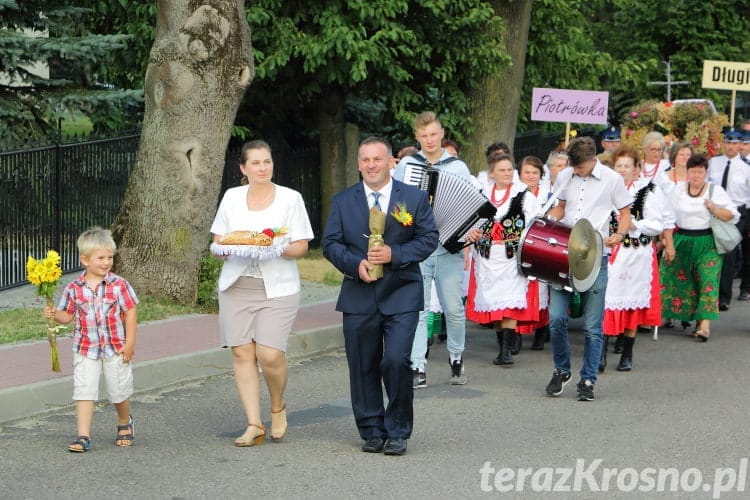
68,436 -> 91,453
115,415 -> 135,447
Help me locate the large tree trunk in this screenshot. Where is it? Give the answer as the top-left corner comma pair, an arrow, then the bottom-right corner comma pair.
318,86 -> 348,226
112,0 -> 253,303
463,0 -> 532,174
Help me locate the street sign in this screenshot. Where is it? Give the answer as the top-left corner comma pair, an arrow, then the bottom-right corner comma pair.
702,60 -> 750,92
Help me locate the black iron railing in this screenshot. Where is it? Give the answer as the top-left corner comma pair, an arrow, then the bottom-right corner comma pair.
1,135 -> 321,290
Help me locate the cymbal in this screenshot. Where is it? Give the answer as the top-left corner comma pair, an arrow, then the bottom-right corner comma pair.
568,219 -> 601,281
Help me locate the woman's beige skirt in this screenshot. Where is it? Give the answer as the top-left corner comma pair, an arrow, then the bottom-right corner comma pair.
218,276 -> 300,352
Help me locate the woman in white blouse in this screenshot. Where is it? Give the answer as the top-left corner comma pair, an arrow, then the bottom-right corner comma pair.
464,153 -> 540,366
660,153 -> 739,341
602,146 -> 666,371
211,140 -> 314,446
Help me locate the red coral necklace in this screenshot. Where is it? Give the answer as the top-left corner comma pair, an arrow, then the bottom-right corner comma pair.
642,162 -> 658,179
491,184 -> 512,207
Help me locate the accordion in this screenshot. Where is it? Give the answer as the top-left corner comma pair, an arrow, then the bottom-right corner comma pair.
403,163 -> 496,253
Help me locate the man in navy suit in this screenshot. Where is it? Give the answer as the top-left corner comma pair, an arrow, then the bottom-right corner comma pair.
322,136 -> 438,456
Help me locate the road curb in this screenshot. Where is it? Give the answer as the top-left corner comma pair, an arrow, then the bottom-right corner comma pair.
0,325 -> 344,425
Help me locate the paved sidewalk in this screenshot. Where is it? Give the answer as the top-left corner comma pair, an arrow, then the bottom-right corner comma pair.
0,287 -> 344,423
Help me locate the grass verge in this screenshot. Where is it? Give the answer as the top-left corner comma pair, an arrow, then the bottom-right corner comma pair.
0,250 -> 342,346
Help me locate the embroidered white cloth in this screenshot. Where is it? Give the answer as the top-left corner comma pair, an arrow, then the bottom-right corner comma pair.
604,243 -> 654,310
210,243 -> 286,261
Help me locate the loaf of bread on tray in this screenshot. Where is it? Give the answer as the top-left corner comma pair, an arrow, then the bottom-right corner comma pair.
218,231 -> 273,246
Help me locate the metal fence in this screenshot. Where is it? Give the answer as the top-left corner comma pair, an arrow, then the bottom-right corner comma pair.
1,128 -> 579,290
0,136 -> 321,290
513,128 -> 598,163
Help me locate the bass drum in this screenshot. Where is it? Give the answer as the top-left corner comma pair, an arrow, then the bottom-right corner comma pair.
516,217 -> 602,292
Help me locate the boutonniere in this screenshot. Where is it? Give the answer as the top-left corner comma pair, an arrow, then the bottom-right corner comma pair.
390,202 -> 413,226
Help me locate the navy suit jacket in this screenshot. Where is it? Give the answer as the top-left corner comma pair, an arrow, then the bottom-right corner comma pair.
322,179 -> 439,315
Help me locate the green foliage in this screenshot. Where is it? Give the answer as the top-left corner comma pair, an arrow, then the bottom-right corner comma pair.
231,125 -> 252,140
521,0 -> 656,132
242,0 -> 508,144
81,1 -> 156,89
196,254 -> 222,314
0,0 -> 143,148
522,0 -> 750,133
603,0 -> 750,122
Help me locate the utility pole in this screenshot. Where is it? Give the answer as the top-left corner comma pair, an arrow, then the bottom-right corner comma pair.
647,60 -> 690,101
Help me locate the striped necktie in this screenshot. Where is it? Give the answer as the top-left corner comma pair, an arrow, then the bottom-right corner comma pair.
372,192 -> 382,211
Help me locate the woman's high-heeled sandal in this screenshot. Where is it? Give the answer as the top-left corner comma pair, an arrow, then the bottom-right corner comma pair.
270,404 -> 287,442
234,423 -> 266,447
695,330 -> 710,342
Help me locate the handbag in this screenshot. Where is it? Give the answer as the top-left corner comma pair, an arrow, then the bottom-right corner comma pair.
708,184 -> 742,255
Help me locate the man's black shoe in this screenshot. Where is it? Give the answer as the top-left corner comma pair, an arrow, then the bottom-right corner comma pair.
383,438 -> 407,456
719,303 -> 729,311
577,380 -> 595,401
738,291 -> 750,301
361,437 -> 385,453
545,368 -> 571,396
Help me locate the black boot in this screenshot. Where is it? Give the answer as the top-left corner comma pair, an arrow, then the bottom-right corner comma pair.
493,330 -> 504,365
502,329 -> 515,365
531,327 -> 546,350
599,336 -> 609,373
493,329 -> 514,366
613,334 -> 624,354
616,336 -> 635,371
511,332 -> 522,355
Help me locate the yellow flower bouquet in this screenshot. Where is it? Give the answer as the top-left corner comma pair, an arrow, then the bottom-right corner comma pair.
26,250 -> 65,372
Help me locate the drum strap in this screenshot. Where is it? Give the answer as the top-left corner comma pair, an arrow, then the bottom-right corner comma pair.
609,182 -> 655,248
631,182 -> 655,221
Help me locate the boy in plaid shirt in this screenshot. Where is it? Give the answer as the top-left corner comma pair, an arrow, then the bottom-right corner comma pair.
44,227 -> 138,452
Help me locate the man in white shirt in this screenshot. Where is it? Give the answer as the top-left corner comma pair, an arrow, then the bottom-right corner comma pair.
544,137 -> 633,401
707,129 -> 750,307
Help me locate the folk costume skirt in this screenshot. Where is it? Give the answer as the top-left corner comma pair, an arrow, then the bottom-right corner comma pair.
659,232 -> 722,322
466,247 -> 541,328
603,242 -> 662,335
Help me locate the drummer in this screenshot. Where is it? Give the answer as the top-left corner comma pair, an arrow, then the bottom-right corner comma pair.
601,145 -> 666,372
543,137 -> 632,401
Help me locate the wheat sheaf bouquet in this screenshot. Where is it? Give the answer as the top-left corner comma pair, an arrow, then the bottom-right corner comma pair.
26,250 -> 65,372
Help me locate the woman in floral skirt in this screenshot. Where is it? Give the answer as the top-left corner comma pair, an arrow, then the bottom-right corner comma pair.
660,153 -> 738,342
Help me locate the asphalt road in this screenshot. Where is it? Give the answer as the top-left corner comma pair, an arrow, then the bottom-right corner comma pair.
2,310 -> 750,499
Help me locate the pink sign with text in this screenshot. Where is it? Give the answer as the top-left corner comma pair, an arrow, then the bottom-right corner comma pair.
531,88 -> 609,125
